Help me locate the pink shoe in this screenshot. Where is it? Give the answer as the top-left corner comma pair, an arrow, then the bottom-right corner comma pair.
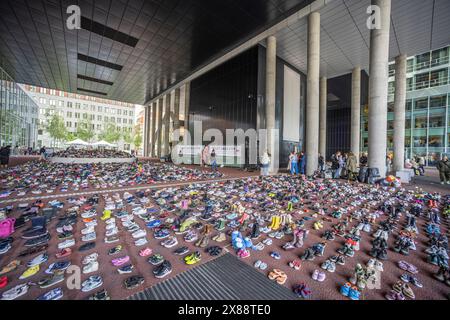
112,256 -> 130,266
312,269 -> 320,281
237,249 -> 250,258
317,271 -> 326,282
139,248 -> 152,257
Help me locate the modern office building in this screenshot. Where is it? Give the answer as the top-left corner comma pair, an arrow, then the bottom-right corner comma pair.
23,85 -> 136,151
0,65 -> 39,148
361,45 -> 450,166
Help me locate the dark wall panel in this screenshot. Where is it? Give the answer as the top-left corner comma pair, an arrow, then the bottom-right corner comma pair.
257,45 -> 306,168
189,46 -> 258,144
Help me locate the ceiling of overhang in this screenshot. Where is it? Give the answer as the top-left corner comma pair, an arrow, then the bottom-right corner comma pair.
273,0 -> 450,78
0,0 -> 313,105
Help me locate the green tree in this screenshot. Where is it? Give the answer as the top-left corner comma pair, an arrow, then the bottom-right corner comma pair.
122,130 -> 133,145
46,114 -> 67,143
133,127 -> 142,150
65,132 -> 77,142
76,118 -> 95,142
98,122 -> 121,143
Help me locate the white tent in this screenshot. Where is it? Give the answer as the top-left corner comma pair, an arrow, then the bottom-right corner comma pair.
91,140 -> 115,147
66,138 -> 89,146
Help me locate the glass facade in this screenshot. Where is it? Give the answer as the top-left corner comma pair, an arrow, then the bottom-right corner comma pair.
361,45 -> 450,166
0,66 -> 39,148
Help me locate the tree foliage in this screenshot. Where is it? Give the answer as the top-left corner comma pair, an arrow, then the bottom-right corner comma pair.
46,114 -> 67,142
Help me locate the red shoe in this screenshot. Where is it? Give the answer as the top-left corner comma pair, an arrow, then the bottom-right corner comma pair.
56,248 -> 72,259
0,276 -> 8,289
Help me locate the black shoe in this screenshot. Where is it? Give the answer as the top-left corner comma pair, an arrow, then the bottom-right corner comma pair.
79,242 -> 96,252
24,233 -> 50,247
124,275 -> 145,289
89,289 -> 110,300
153,260 -> 172,278
108,245 -> 122,255
250,224 -> 260,239
173,246 -> 189,255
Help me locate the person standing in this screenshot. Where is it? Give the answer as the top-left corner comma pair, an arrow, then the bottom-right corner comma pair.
417,155 -> 425,176
346,152 -> 358,181
260,150 -> 270,176
318,154 -> 325,172
360,152 -> 368,167
201,145 -> 209,167
437,156 -> 450,185
331,151 -> 341,179
299,152 -> 306,175
0,145 -> 11,168
289,151 -> 298,175
386,155 -> 392,174
210,148 -> 218,172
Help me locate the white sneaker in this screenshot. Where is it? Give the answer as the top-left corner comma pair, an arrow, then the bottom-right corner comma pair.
58,239 -> 75,249
81,226 -> 95,235
106,223 -> 117,230
82,261 -> 99,274
105,218 -> 116,225
82,232 -> 96,242
84,221 -> 98,228
132,229 -> 147,239
82,253 -> 99,265
134,237 -> 148,246
105,228 -> 118,237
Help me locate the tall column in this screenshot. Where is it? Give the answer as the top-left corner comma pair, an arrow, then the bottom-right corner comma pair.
151,102 -> 157,157
183,83 -> 191,146
163,93 -> 171,156
351,67 -> 361,163
173,88 -> 181,133
368,0 -> 391,178
305,12 -> 320,176
393,54 -> 407,172
319,77 -> 327,159
157,98 -> 163,158
265,36 -> 276,172
143,106 -> 149,156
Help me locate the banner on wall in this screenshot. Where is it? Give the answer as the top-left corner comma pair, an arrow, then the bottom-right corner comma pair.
175,145 -> 242,157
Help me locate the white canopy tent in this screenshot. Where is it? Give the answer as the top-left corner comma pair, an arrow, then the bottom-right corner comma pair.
91,140 -> 115,148
66,139 -> 89,146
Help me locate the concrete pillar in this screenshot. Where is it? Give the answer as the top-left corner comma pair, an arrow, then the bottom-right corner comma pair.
151,102 -> 156,157
319,76 -> 327,159
265,36 -> 276,172
368,0 -> 391,178
143,106 -> 149,156
305,12 -> 320,176
173,88 -> 181,132
351,67 -> 361,163
157,98 -> 163,158
163,93 -> 171,156
393,54 -> 407,172
183,83 -> 191,146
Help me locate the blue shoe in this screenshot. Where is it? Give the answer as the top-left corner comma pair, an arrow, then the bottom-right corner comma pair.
340,283 -> 351,296
36,287 -> 63,300
244,237 -> 253,248
348,287 -> 360,300
146,220 -> 162,228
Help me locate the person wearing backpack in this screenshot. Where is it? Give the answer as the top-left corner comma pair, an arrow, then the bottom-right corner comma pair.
437,155 -> 450,185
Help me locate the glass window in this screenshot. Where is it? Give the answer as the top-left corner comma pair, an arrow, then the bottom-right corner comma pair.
387,102 -> 394,112
415,52 -> 430,70
406,99 -> 412,111
97,115 -> 102,121
98,106 -> 103,112
413,136 -> 427,147
429,115 -> 445,128
406,59 -> 414,73
430,68 -> 448,87
414,114 -> 428,129
414,98 -> 428,110
430,95 -> 447,108
67,102 -> 73,108
406,78 -> 413,91
431,47 -> 449,67
415,72 -> 430,90
387,120 -> 394,130
428,135 -> 444,147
